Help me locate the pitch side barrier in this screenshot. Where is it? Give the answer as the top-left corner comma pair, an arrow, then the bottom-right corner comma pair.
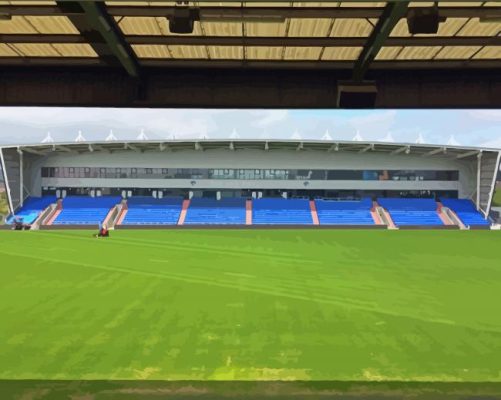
467,225 -> 491,230
115,224 -> 386,230
396,225 -> 459,230
39,224 -> 97,230
10,224 -> 492,230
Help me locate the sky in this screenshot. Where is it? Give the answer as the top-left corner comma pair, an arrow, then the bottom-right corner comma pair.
0,108 -> 500,148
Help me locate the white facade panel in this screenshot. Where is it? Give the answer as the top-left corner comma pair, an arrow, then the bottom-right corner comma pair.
38,148 -> 470,170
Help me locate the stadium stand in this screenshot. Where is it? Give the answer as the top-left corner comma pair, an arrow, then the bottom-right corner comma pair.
315,198 -> 374,225
53,196 -> 121,225
6,196 -> 56,225
122,197 -> 183,225
377,198 -> 443,226
184,197 -> 246,224
440,198 -> 490,227
252,198 -> 312,224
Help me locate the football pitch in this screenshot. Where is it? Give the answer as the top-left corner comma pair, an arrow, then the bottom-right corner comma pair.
1,229 -> 501,398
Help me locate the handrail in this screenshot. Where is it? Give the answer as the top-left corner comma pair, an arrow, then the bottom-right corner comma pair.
32,204 -> 56,230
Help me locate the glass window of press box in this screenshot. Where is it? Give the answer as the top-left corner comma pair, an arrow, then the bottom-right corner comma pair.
41,167 -> 459,181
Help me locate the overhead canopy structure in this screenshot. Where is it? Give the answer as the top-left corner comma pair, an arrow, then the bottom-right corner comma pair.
1,138 -> 496,157
0,1 -> 500,108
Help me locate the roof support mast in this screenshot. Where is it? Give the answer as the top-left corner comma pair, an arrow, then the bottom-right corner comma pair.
477,152 -> 482,212
17,148 -> 23,207
56,1 -> 141,78
486,152 -> 501,217
0,148 -> 14,216
337,1 -> 409,107
353,1 -> 409,82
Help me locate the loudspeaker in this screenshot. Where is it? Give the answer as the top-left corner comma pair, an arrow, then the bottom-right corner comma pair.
407,8 -> 441,34
337,81 -> 378,108
169,8 -> 195,34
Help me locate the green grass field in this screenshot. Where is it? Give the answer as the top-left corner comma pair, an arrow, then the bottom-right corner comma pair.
1,229 -> 501,397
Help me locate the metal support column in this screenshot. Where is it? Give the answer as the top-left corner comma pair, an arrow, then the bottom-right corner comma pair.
0,147 -> 14,215
18,148 -> 23,207
486,151 -> 501,216
476,152 -> 482,211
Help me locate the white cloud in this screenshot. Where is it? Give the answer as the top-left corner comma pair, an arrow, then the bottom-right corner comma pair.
341,110 -> 397,141
480,137 -> 501,149
467,110 -> 501,122
129,110 -> 219,138
252,110 -> 288,127
349,110 -> 396,129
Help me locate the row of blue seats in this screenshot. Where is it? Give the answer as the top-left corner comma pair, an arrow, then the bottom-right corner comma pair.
440,198 -> 490,227
378,197 -> 438,211
387,211 -> 444,226
378,198 -> 443,226
6,196 -> 57,225
253,198 -> 312,224
53,196 -> 122,225
317,210 -> 374,225
122,197 -> 374,225
123,196 -> 183,225
377,197 -> 489,227
4,196 -> 490,227
127,196 -> 183,206
184,198 -> 246,225
316,197 -> 373,210
315,198 -> 374,225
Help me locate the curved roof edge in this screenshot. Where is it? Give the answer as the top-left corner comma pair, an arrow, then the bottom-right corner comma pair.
0,138 -> 499,153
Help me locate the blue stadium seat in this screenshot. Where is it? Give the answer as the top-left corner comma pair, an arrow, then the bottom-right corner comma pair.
252,198 -> 312,225
122,196 -> 183,225
53,196 -> 121,225
184,197 -> 246,225
377,198 -> 443,226
315,198 -> 374,225
440,198 -> 490,227
6,196 -> 57,225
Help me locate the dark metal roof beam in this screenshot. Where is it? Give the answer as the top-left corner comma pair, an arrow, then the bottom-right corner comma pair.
56,1 -> 140,78
129,35 -> 501,47
0,5 -> 499,19
353,1 -> 409,82
0,57 -> 500,70
56,2 -> 115,66
2,34 -> 501,47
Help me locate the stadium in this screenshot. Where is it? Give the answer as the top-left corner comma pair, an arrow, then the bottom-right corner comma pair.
1,139 -> 500,230
1,0 -> 501,398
